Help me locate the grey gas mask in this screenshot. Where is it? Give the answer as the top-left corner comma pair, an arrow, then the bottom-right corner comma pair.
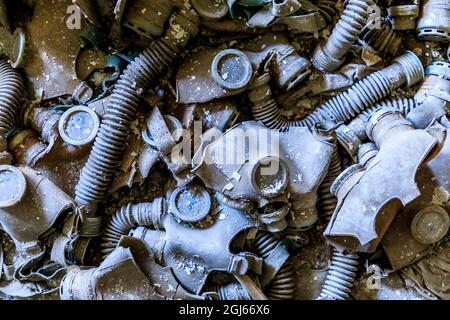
0,165 -> 75,244
325,109 -> 440,253
192,120 -> 335,231
129,183 -> 263,295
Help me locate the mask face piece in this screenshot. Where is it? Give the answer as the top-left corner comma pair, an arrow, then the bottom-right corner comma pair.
117,236 -> 205,300
193,121 -> 334,209
382,121 -> 450,270
60,246 -> 154,300
129,190 -> 261,295
176,33 -> 311,104
325,110 -> 439,253
23,0 -> 92,101
162,201 -> 259,295
0,165 -> 75,244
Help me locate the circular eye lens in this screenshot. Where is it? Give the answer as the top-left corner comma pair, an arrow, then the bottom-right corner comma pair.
59,106 -> 100,146
191,0 -> 228,20
169,184 -> 212,223
0,165 -> 27,208
251,156 -> 289,198
211,49 -> 253,90
411,206 -> 450,245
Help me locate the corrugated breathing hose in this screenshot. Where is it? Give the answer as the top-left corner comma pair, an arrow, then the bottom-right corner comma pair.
0,59 -> 24,163
337,98 -> 417,149
316,0 -> 338,24
312,0 -> 375,72
204,281 -> 252,300
318,249 -> 360,300
74,10 -> 199,219
252,232 -> 296,300
360,20 -> 401,56
100,199 -> 166,259
249,51 -> 423,131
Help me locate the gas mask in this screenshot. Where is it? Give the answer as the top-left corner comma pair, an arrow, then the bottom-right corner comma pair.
382,117 -> 450,270
129,183 -> 263,295
10,104 -> 100,197
0,165 -> 75,244
176,33 -> 310,105
325,109 -> 440,253
407,61 -> 450,129
60,243 -> 156,300
192,120 -> 335,231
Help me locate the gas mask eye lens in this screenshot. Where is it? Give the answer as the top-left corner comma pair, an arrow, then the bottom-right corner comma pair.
0,165 -> 27,208
58,106 -> 100,146
251,156 -> 289,198
169,184 -> 212,223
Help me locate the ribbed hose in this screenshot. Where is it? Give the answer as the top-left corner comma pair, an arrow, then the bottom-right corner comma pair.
204,282 -> 252,300
75,40 -> 179,208
316,0 -> 338,24
248,72 -> 318,130
252,232 -> 296,300
315,146 -> 360,300
317,147 -> 342,221
318,169 -> 360,301
348,97 -> 417,142
317,153 -> 361,301
360,21 -> 401,56
313,73 -> 394,123
250,52 -> 423,131
252,232 -> 279,257
265,264 -> 296,300
74,12 -> 198,215
0,60 -> 24,154
355,97 -> 416,124
312,0 -> 374,71
100,199 -> 166,259
309,52 -> 422,123
319,249 -> 360,300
